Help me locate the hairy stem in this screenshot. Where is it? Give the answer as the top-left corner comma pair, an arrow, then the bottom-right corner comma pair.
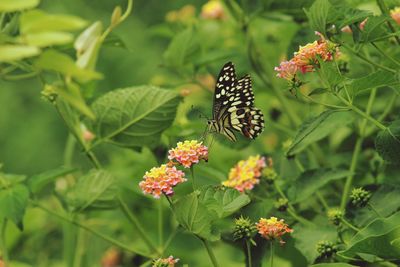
0,219 -> 9,267
246,239 -> 252,267
200,238 -> 220,267
270,241 -> 274,267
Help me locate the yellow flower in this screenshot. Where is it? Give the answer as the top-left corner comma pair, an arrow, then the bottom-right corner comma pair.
152,256 -> 179,267
222,155 -> 266,192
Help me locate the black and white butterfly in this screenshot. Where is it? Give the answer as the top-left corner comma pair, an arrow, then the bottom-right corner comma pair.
207,62 -> 265,141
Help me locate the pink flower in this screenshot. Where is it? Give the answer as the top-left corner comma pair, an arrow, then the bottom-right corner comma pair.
359,18 -> 368,30
222,155 -> 266,192
256,217 -> 293,245
275,32 -> 339,80
390,7 -> 400,25
168,140 -> 208,168
139,165 -> 186,198
274,61 -> 298,81
152,256 -> 179,267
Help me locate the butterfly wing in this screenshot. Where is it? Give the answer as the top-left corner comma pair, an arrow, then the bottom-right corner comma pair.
213,62 -> 237,120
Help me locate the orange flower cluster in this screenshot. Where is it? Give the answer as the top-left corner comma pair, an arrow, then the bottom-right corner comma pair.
275,32 -> 339,80
256,217 -> 293,245
391,7 -> 400,25
139,165 -> 186,198
152,256 -> 179,267
168,140 -> 208,168
222,155 -> 266,192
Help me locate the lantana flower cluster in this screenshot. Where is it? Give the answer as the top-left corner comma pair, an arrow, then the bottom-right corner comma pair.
139,140 -> 208,198
256,217 -> 293,245
390,7 -> 400,25
222,155 -> 266,192
168,140 -> 208,168
201,0 -> 225,20
275,32 -> 339,82
139,165 -> 186,198
152,256 -> 179,267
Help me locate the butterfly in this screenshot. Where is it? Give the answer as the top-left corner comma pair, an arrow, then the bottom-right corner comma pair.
207,62 -> 265,141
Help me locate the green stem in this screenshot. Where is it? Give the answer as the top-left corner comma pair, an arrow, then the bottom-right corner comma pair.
190,166 -> 196,191
270,241 -> 274,267
341,218 -> 360,232
0,219 -> 9,267
33,201 -> 151,257
376,0 -> 400,45
300,91 -> 347,109
316,192 -> 330,211
246,239 -> 252,267
63,134 -> 76,167
340,138 -> 363,210
158,200 -> 163,249
118,196 -> 159,254
200,238 -> 220,267
72,227 -> 85,267
340,42 -> 397,73
340,88 -> 377,210
336,94 -> 386,131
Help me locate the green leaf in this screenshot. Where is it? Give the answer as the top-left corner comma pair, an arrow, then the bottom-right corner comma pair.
304,0 -> 332,36
66,169 -> 116,212
360,16 -> 390,43
198,186 -> 250,218
349,70 -> 399,96
0,45 -> 40,62
287,110 -> 354,156
287,168 -> 352,203
338,212 -> 400,260
27,167 -> 76,194
174,192 -> 220,241
74,21 -> 103,70
91,86 -> 181,148
52,83 -> 96,119
329,5 -> 371,29
163,27 -> 195,68
308,88 -> 329,96
0,173 -> 26,188
292,224 -> 337,263
23,32 -> 73,47
375,120 -> 400,164
318,60 -> 343,89
20,9 -> 87,34
34,50 -> 102,82
0,0 -> 39,12
0,184 -> 29,230
311,264 -> 358,267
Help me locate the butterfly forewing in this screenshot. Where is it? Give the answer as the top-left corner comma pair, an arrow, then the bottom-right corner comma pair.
211,62 -> 265,141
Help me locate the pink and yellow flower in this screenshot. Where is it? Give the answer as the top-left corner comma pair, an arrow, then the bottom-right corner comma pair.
222,155 -> 266,192
256,217 -> 293,244
168,140 -> 208,168
201,0 -> 225,20
152,256 -> 179,267
390,7 -> 400,25
275,32 -> 339,80
139,165 -> 186,198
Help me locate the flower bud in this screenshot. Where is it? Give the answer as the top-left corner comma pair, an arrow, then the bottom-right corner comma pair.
101,248 -> 121,267
41,84 -> 58,103
327,208 -> 343,226
233,216 -> 256,241
111,6 -> 122,27
274,198 -> 289,212
263,167 -> 277,184
350,187 -> 371,208
152,256 -> 179,267
390,7 -> 400,25
316,240 -> 337,259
